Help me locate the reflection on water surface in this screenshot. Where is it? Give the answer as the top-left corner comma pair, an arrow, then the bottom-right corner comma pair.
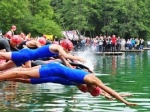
0,51 -> 150,112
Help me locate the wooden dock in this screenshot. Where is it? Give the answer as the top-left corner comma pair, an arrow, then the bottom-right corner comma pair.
95,52 -> 123,55
143,48 -> 150,50
120,49 -> 144,52
72,51 -> 123,55
72,49 -> 146,56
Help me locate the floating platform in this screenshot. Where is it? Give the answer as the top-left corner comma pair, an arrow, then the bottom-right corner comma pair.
143,48 -> 150,50
95,52 -> 123,55
120,49 -> 144,52
72,51 -> 123,55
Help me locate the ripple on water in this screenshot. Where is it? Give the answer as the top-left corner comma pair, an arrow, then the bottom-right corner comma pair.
1,51 -> 150,112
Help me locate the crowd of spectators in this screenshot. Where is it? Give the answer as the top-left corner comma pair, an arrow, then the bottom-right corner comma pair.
70,35 -> 145,52
0,26 -> 145,53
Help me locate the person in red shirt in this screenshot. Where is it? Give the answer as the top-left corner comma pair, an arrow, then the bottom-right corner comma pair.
111,35 -> 117,52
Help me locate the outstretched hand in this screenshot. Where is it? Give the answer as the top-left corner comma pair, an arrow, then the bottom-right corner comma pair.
79,58 -> 86,63
105,95 -> 114,101
126,102 -> 137,106
120,93 -> 133,97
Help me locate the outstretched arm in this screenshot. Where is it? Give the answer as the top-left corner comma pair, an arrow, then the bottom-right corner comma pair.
0,67 -> 40,81
52,45 -> 86,63
59,55 -> 73,68
84,74 -> 137,106
101,90 -> 133,100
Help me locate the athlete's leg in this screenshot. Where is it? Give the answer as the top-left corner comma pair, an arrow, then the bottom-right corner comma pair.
0,60 -> 16,70
83,74 -> 137,106
6,76 -> 75,86
0,67 -> 40,81
30,77 -> 75,85
0,52 -> 12,60
6,78 -> 31,83
1,65 -> 41,74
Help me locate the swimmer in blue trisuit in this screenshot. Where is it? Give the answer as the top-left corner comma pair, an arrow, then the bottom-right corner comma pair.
0,39 -> 85,70
0,62 -> 137,106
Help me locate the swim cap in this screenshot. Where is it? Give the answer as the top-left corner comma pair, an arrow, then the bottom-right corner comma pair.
11,35 -> 21,44
38,37 -> 46,45
5,32 -> 12,39
78,85 -> 88,93
11,25 -> 16,30
90,86 -> 102,97
60,39 -> 74,51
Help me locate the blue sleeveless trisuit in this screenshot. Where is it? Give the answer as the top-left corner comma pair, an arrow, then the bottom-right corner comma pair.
30,62 -> 89,85
11,45 -> 58,66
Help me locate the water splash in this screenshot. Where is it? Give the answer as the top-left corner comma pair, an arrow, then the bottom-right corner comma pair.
74,49 -> 96,71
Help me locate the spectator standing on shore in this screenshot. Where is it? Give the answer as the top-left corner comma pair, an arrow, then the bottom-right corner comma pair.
116,36 -> 121,51
85,37 -> 91,50
131,38 -> 136,49
98,38 -> 103,52
121,39 -> 126,50
139,38 -> 144,49
135,38 -> 140,49
5,25 -> 16,39
111,35 -> 117,52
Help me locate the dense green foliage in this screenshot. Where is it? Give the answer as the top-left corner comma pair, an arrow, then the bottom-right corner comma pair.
51,0 -> 150,39
0,0 -> 150,39
0,0 -> 62,37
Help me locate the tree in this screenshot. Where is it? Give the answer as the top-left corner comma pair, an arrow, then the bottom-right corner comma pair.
28,0 -> 62,36
0,0 -> 30,34
0,0 -> 62,37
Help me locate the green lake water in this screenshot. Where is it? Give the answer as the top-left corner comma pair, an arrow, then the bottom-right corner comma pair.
0,51 -> 150,112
